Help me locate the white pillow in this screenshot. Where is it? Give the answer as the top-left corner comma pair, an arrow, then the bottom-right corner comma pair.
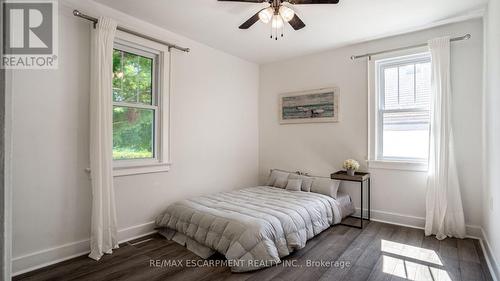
288,174 -> 314,192
266,170 -> 289,186
285,179 -> 302,191
311,178 -> 340,199
274,173 -> 289,188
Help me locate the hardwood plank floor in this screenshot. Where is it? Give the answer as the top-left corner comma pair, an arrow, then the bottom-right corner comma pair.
13,220 -> 493,281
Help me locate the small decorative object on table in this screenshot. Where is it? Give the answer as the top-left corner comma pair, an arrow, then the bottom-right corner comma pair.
343,159 -> 360,176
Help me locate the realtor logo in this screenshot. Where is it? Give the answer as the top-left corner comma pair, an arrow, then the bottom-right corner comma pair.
1,0 -> 58,69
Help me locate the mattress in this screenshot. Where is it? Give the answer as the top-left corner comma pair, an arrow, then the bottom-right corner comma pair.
156,186 -> 354,272
336,191 -> 356,219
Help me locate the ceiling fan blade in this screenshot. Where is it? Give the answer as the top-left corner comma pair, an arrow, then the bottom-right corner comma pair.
239,10 -> 262,29
288,14 -> 306,30
218,0 -> 267,2
288,0 -> 339,4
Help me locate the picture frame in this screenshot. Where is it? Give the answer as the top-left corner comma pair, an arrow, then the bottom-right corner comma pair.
279,87 -> 340,124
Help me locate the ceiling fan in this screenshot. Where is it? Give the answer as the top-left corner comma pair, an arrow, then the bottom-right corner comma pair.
218,0 -> 340,40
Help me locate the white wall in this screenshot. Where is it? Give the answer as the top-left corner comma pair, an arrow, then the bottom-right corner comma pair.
259,19 -> 484,234
483,0 -> 500,278
9,0 -> 494,277
10,0 -> 259,274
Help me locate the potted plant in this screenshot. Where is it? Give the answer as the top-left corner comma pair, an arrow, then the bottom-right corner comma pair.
343,159 -> 360,176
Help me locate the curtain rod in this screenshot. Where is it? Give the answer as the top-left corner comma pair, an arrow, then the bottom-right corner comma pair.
72,10 -> 190,53
350,34 -> 471,60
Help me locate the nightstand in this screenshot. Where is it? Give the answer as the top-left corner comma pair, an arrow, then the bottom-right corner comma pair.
331,171 -> 371,229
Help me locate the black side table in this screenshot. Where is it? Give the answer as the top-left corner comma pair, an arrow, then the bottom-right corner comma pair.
331,171 -> 371,229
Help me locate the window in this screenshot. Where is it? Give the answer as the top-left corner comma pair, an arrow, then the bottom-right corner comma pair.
111,37 -> 170,176
369,52 -> 432,169
112,46 -> 156,160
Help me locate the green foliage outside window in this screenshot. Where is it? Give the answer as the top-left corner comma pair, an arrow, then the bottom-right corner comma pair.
112,49 -> 155,160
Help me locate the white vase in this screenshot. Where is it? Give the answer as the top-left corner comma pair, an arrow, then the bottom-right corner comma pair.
347,169 -> 355,176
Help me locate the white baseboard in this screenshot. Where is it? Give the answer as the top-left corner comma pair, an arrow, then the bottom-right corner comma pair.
117,221 -> 157,242
353,208 -> 483,238
12,221 -> 157,276
480,228 -> 500,281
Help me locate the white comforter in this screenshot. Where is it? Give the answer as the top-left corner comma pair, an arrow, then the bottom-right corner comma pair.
155,186 -> 343,272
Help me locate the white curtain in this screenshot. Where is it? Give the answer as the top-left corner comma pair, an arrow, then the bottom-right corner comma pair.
425,37 -> 466,240
89,17 -> 119,260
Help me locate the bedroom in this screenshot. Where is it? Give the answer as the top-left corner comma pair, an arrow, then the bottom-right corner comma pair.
0,0 -> 499,280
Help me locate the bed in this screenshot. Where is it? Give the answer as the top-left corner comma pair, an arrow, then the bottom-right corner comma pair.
155,177 -> 355,272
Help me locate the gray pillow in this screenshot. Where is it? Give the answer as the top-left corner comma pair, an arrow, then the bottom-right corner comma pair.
288,174 -> 314,192
311,178 -> 340,199
266,170 -> 290,186
285,179 -> 302,191
274,173 -> 289,188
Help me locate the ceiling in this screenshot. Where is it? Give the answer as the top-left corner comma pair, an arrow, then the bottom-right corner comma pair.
94,0 -> 486,64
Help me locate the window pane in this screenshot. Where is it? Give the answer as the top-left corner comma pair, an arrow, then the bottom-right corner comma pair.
383,61 -> 431,111
382,111 -> 430,159
384,67 -> 398,110
415,62 -> 432,108
113,49 -> 153,105
113,106 -> 154,160
398,64 -> 415,108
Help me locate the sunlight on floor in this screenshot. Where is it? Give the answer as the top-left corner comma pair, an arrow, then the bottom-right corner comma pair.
381,240 -> 454,281
381,239 -> 443,266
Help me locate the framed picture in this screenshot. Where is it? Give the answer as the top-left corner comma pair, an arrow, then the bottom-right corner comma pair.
279,87 -> 340,124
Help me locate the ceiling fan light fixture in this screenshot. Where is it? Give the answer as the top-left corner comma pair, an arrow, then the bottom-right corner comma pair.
271,14 -> 284,29
279,6 -> 295,22
258,7 -> 273,24
223,0 -> 332,37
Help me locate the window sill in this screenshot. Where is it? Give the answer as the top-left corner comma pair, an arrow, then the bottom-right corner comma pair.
113,162 -> 171,177
367,160 -> 428,172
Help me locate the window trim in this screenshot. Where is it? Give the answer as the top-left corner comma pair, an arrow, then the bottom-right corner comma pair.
112,32 -> 171,177
367,47 -> 430,171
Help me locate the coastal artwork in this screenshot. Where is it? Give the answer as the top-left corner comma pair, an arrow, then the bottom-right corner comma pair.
280,88 -> 339,124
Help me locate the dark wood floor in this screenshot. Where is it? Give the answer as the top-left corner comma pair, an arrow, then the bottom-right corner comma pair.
14,219 -> 493,281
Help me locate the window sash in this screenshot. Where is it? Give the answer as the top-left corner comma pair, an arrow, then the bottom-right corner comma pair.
377,109 -> 430,162
379,108 -> 429,114
112,43 -> 160,163
112,105 -> 159,161
113,43 -> 158,106
378,57 -> 431,111
113,101 -> 158,111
